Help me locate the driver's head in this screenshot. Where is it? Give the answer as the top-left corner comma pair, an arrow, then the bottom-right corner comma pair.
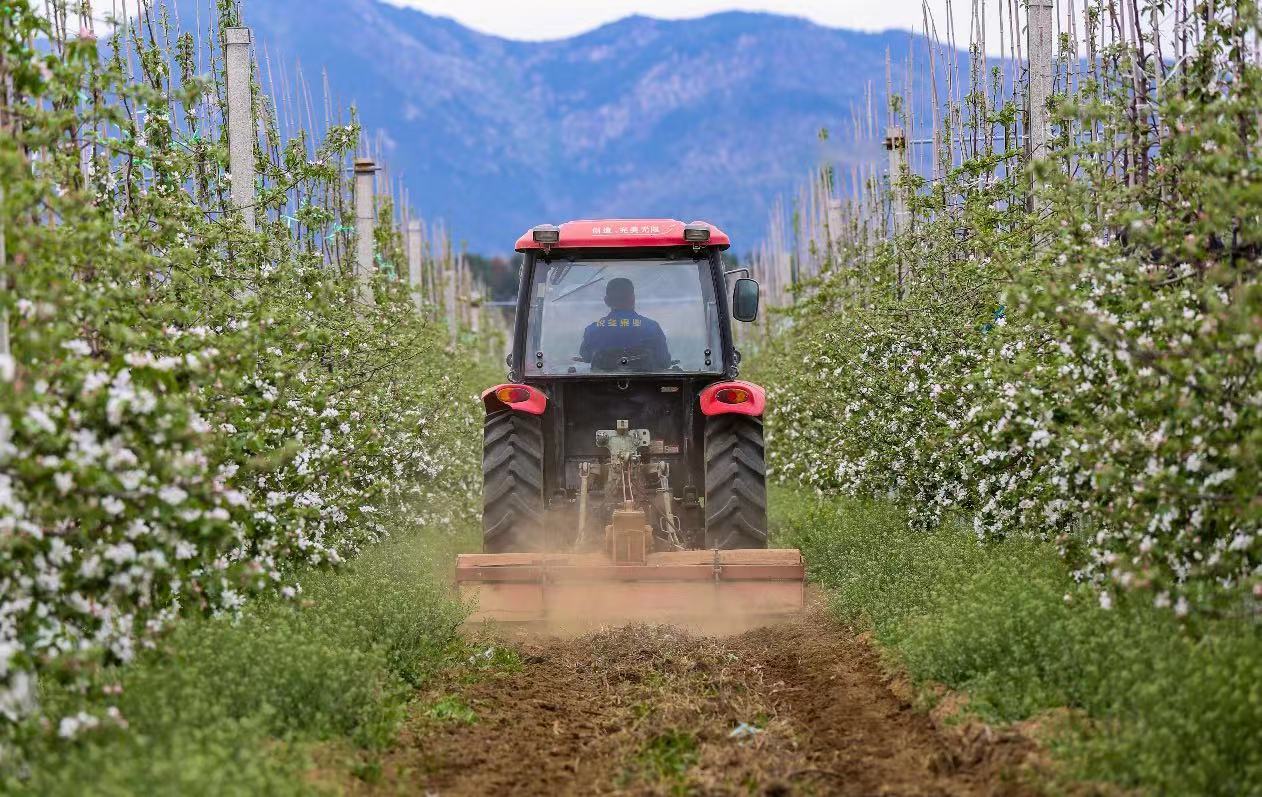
605,278 -> 636,312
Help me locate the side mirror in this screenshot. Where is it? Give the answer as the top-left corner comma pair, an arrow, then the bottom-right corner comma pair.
731,278 -> 760,322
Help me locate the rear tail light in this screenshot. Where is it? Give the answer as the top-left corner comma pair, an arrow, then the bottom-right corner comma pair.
714,387 -> 750,404
698,381 -> 764,417
496,386 -> 531,404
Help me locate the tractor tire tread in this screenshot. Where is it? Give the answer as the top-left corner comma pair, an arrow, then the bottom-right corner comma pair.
482,410 -> 545,552
704,414 -> 768,549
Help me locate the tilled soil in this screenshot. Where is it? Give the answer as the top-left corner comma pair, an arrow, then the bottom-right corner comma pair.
361,609 -> 1036,796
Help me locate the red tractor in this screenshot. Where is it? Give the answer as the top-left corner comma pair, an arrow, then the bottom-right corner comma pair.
457,219 -> 802,625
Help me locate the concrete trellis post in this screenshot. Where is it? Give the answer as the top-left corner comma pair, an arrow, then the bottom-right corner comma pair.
885,125 -> 910,295
445,256 -> 458,348
224,27 -> 256,230
353,158 -> 376,307
1027,0 -> 1055,162
407,218 -> 424,313
825,197 -> 843,254
460,254 -> 470,335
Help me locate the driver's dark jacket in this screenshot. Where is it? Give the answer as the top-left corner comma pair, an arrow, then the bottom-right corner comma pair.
579,310 -> 670,369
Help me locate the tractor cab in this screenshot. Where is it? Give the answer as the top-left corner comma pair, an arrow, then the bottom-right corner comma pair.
526,254 -> 716,377
512,220 -> 757,380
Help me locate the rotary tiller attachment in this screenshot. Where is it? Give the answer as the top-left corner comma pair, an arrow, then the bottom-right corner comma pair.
456,508 -> 805,630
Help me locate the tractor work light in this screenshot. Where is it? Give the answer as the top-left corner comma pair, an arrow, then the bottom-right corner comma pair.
714,387 -> 750,404
496,386 -> 532,404
683,223 -> 711,243
532,225 -> 561,244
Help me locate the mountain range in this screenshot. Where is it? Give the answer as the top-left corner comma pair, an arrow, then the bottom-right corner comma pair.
223,0 -> 936,252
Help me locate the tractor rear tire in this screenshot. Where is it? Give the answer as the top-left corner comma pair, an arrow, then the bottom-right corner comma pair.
482,410 -> 545,552
703,414 -> 768,549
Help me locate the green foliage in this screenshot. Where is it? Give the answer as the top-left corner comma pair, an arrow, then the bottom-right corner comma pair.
756,0 -> 1261,611
0,0 -> 482,737
13,720 -> 310,797
3,520 -> 476,795
773,487 -> 1262,796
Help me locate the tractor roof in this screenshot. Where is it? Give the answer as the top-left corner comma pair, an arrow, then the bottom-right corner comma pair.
514,219 -> 731,253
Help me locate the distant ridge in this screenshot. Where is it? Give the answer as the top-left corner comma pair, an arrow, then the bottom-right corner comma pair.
213,0 -> 940,251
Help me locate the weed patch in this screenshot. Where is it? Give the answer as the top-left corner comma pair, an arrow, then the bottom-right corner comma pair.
424,696 -> 478,725
772,487 -> 1262,796
626,729 -> 700,788
3,522 -> 476,796
459,643 -> 524,680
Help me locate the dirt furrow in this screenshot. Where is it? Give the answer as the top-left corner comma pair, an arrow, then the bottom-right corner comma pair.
361,610 -> 1036,796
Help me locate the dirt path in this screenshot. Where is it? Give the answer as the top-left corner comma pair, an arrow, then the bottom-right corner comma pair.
363,609 -> 1035,796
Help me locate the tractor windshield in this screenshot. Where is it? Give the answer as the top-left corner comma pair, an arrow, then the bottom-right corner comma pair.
526,256 -> 722,376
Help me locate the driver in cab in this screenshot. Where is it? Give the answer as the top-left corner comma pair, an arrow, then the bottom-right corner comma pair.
579,277 -> 671,370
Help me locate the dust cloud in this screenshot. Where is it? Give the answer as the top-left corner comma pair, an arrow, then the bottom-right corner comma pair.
487,581 -> 804,639
459,568 -> 809,638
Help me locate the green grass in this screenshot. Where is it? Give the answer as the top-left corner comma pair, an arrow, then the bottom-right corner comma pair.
4,518 -> 480,797
620,729 -> 700,794
424,695 -> 478,725
770,487 -> 1262,796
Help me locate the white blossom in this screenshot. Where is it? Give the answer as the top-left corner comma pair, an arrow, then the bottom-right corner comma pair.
61,339 -> 93,357
158,485 -> 189,506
